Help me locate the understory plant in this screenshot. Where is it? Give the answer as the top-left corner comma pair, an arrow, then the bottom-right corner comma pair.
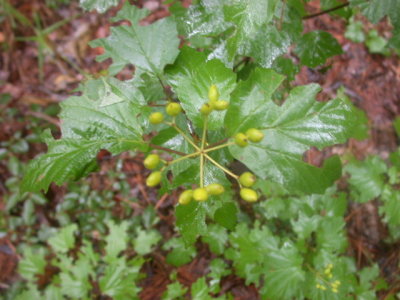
8,0 -> 400,299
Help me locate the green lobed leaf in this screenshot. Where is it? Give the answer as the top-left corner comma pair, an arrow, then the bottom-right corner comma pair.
60,269 -> 92,299
247,26 -> 291,68
224,67 -> 285,135
345,20 -> 365,43
180,0 -> 228,40
105,221 -> 129,261
208,258 -> 231,294
380,188 -> 400,226
90,3 -> 180,75
201,224 -> 228,255
133,228 -> 161,255
191,277 -> 212,300
366,30 -> 388,54
21,78 -> 147,193
18,248 -> 47,281
213,202 -> 237,230
99,259 -> 142,299
162,281 -> 188,300
163,237 -> 196,266
262,243 -> 306,299
166,47 -> 237,130
176,201 -> 207,244
316,217 -> 347,252
344,156 -> 387,203
48,224 -> 77,254
223,0 -> 280,62
228,69 -> 361,193
79,0 -> 119,13
353,0 -> 400,29
295,31 -> 343,68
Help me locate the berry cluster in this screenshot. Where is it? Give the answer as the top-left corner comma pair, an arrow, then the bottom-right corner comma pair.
315,264 -> 341,293
145,84 -> 265,204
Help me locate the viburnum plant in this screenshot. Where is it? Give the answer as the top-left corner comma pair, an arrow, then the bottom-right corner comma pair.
20,0 -> 372,244
14,0 -> 400,298
145,83 -> 264,204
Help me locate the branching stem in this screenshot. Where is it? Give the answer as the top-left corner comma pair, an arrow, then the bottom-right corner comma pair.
200,116 -> 208,188
302,2 -> 349,20
204,153 -> 239,180
204,142 -> 235,153
167,122 -> 201,151
168,151 -> 201,165
148,143 -> 187,156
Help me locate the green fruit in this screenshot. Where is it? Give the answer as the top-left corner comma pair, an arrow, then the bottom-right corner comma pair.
240,188 -> 258,202
214,100 -> 229,111
146,171 -> 162,187
246,128 -> 264,143
200,103 -> 213,115
208,84 -> 219,103
144,154 -> 160,170
234,133 -> 248,147
193,188 -> 208,201
239,172 -> 256,187
178,190 -> 193,205
206,183 -> 225,195
149,112 -> 164,124
166,102 -> 182,116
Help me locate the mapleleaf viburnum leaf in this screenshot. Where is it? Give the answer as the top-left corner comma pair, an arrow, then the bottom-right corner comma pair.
166,46 -> 236,130
21,78 -> 147,193
90,2 -> 180,75
344,156 -> 387,203
227,68 -> 363,194
352,0 -> 400,29
176,201 -> 207,245
295,31 -> 343,68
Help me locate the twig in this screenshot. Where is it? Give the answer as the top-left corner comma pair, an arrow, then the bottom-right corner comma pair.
278,0 -> 287,30
25,111 -> 60,126
303,2 -> 349,20
148,143 -> 188,156
206,138 -> 229,149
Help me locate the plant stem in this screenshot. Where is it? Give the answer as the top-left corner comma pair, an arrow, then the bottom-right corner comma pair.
199,116 -> 208,188
148,143 -> 188,156
157,75 -> 172,101
302,2 -> 349,20
167,122 -> 201,151
206,138 -> 229,149
204,153 -> 239,180
168,151 -> 201,166
204,142 -> 235,153
278,0 -> 286,30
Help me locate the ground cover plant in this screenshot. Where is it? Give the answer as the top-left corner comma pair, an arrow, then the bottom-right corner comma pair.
1,0 -> 400,299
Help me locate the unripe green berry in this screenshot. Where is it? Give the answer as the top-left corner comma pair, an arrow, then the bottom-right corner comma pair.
146,171 -> 162,187
246,128 -> 264,143
193,188 -> 208,201
166,102 -> 182,116
178,190 -> 193,205
206,183 -> 225,195
144,154 -> 160,170
200,103 -> 213,115
234,133 -> 248,147
240,188 -> 258,202
208,84 -> 219,103
149,112 -> 164,124
214,100 -> 229,111
239,172 -> 256,187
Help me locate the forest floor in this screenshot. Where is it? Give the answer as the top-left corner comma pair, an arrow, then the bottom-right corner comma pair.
1,0 -> 400,299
